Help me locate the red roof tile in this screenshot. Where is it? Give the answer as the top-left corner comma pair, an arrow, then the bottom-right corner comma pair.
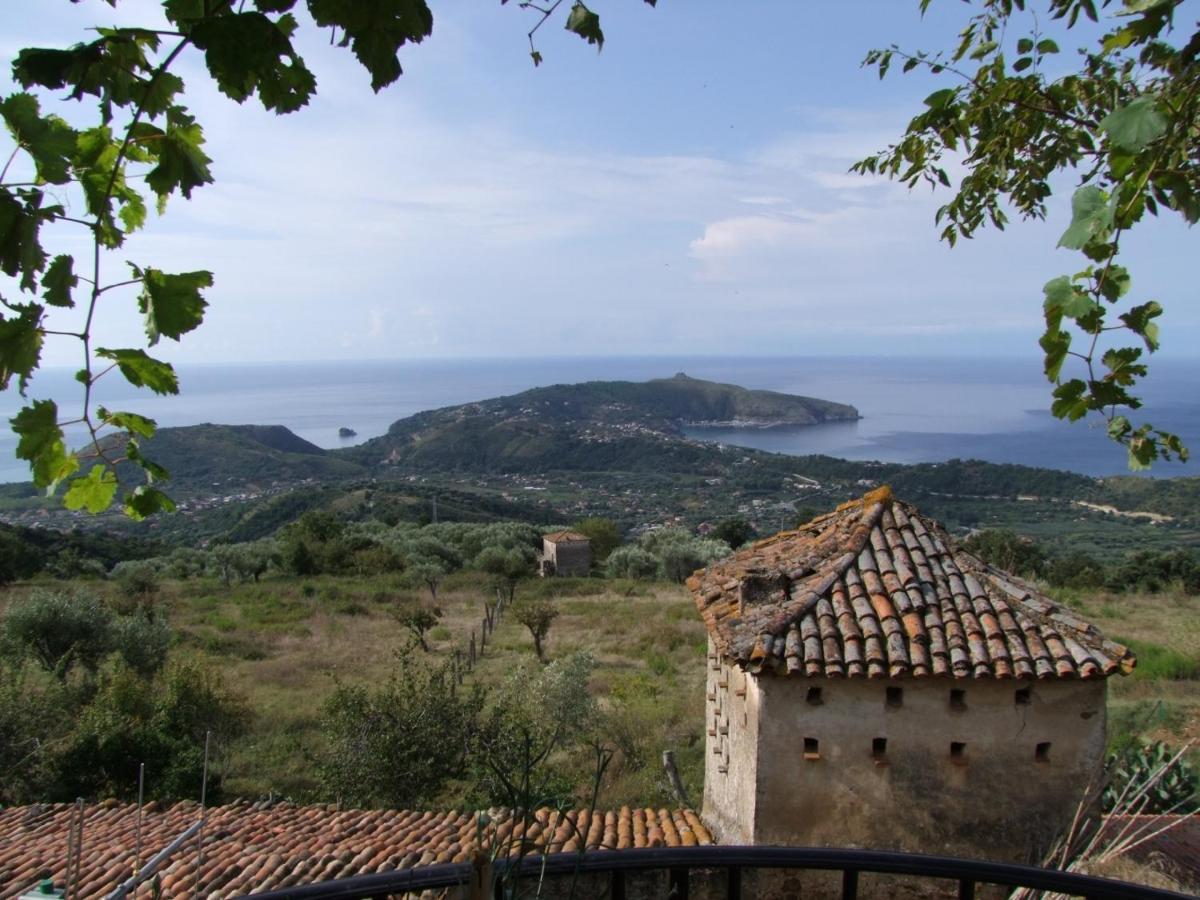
0,801 -> 711,898
543,530 -> 590,544
687,487 -> 1136,680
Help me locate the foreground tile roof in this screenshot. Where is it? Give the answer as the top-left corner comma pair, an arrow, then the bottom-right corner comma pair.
0,800 -> 711,898
688,486 -> 1136,679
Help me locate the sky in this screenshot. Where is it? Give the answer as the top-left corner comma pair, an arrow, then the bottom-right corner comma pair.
2,0 -> 1197,371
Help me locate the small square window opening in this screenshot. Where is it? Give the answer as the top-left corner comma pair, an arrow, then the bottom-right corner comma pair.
950,741 -> 966,762
804,737 -> 820,760
806,687 -> 824,706
872,737 -> 888,760
1036,742 -> 1051,762
886,687 -> 903,708
1015,687 -> 1032,706
950,689 -> 967,711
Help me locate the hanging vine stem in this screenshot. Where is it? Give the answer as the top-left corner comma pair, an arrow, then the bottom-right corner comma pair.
77,35 -> 193,467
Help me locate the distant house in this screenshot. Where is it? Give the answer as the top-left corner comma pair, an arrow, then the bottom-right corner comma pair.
687,486 -> 1135,863
540,530 -> 591,577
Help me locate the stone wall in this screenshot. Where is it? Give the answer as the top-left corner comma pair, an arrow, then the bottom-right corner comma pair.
543,539 -> 590,577
705,669 -> 1107,863
701,640 -> 761,845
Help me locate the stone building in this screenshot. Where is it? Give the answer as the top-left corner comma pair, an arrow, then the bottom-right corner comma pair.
687,486 -> 1135,864
540,530 -> 591,577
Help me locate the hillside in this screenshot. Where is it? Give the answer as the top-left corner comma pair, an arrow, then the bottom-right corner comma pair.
342,374 -> 858,472
113,424 -> 367,492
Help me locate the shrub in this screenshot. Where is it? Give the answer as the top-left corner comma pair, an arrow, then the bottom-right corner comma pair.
470,652 -> 597,809
0,660 -> 73,804
112,609 -> 172,677
111,560 -> 161,601
52,660 -> 249,802
319,651 -> 482,808
1,590 -> 116,678
962,529 -> 1045,577
606,546 -> 659,580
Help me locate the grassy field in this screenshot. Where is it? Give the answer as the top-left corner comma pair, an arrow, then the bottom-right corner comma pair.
1,572 -> 710,806
1,573 -> 1195,808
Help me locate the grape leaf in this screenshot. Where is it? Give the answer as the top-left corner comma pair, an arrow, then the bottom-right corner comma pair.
307,0 -> 434,92
64,465 -> 118,514
0,93 -> 77,185
145,107 -> 214,200
190,12 -> 317,113
11,400 -> 78,490
0,304 -> 44,394
124,485 -> 176,520
98,406 -> 158,438
131,266 -> 212,345
42,254 -> 77,307
95,347 -> 180,394
565,2 -> 604,50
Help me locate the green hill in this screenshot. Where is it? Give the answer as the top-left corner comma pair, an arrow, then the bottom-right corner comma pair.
342,374 -> 858,472
113,424 -> 367,492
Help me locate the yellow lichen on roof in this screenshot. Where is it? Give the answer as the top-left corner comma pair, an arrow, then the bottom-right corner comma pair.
688,487 -> 1135,680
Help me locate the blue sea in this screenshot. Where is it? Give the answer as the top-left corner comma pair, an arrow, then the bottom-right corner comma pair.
0,355 -> 1196,484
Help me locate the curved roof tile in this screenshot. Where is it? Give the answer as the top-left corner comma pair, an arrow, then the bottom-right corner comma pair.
687,486 -> 1135,680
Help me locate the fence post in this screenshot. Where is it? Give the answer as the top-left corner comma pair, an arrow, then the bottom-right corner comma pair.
469,632 -> 476,667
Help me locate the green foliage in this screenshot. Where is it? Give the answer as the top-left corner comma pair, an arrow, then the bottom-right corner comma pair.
1,2 -> 659,514
1,589 -> 117,678
710,516 -> 757,550
111,558 -> 162,600
111,609 -> 172,677
392,598 -> 441,651
1104,740 -> 1198,814
470,652 -> 597,809
0,659 -> 73,804
962,529 -> 1047,577
1114,636 -> 1200,681
53,660 -> 249,803
477,543 -> 534,602
319,649 -> 482,808
1106,549 -> 1200,594
856,0 -> 1198,466
639,528 -> 732,583
605,545 -> 660,580
513,596 -> 560,661
572,516 -> 621,562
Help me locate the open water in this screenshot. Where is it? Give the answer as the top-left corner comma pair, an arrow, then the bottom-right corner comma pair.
0,355 -> 1196,484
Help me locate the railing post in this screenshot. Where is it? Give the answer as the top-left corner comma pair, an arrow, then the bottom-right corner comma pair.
726,866 -> 742,900
668,867 -> 689,900
958,879 -> 975,900
842,868 -> 859,900
610,868 -> 626,900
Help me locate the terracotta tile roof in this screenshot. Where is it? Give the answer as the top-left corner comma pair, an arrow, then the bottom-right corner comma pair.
687,486 -> 1136,680
544,530 -> 590,543
0,800 -> 711,898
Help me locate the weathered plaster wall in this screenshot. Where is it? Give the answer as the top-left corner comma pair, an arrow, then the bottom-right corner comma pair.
701,639 -> 760,844
543,540 -> 590,576
742,675 -> 1107,862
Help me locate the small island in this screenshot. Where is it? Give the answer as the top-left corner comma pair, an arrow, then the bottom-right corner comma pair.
338,427 -> 357,438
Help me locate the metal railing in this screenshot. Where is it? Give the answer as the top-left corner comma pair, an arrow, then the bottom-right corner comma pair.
237,844 -> 1192,899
